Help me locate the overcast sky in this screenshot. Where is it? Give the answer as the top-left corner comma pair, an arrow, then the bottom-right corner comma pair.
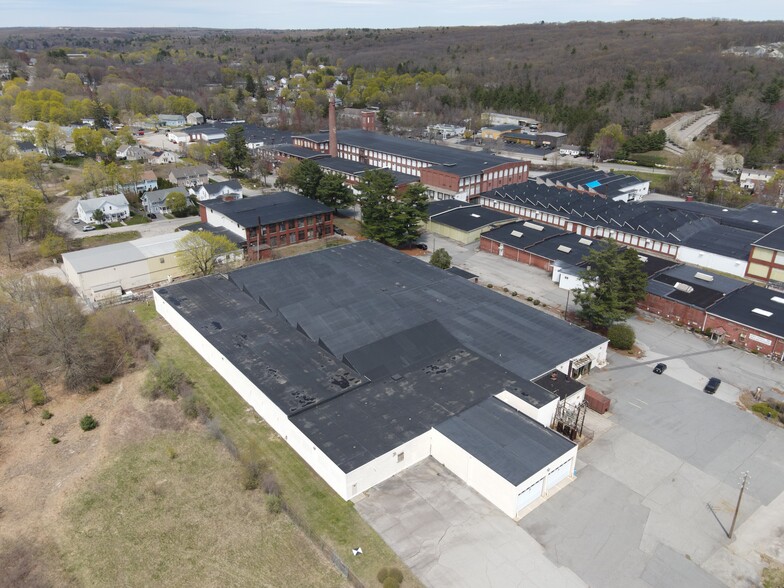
1,0 -> 782,29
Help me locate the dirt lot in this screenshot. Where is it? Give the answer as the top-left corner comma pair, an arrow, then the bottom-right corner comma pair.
0,369 -> 348,587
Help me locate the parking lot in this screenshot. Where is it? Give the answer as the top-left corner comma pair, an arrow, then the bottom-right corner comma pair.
353,234 -> 784,588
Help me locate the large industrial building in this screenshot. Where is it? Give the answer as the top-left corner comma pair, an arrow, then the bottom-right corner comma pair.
154,241 -> 607,518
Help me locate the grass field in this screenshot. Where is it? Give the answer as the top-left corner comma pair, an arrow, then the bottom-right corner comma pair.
62,431 -> 350,588
135,303 -> 420,587
72,230 -> 142,250
333,216 -> 363,237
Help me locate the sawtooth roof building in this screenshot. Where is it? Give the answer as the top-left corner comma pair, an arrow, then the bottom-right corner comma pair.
154,241 -> 608,518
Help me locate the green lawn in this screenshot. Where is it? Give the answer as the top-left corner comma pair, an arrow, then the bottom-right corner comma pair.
125,214 -> 151,225
62,431 -> 350,588
72,231 -> 142,250
136,303 -> 421,587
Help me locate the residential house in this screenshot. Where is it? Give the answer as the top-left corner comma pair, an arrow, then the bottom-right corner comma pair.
191,179 -> 243,202
76,194 -> 130,224
186,112 -> 205,125
166,131 -> 190,145
115,144 -> 150,161
156,114 -> 186,127
149,150 -> 180,165
559,145 -> 582,157
169,165 -> 209,187
119,170 -> 158,194
12,141 -> 37,155
141,187 -> 184,215
740,168 -> 775,193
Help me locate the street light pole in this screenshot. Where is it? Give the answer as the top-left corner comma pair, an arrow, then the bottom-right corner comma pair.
564,289 -> 571,321
728,471 -> 749,539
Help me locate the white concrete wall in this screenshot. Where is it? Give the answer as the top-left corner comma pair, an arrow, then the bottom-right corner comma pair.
344,432 -> 432,499
431,428 -> 518,517
548,341 -> 609,377
675,246 -> 748,278
495,390 -> 557,427
153,291 -> 350,497
205,208 -> 247,240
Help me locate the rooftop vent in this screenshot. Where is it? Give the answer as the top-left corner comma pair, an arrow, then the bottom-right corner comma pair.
579,238 -> 593,246
470,213 -> 481,218
694,272 -> 714,282
523,221 -> 544,231
752,308 -> 773,317
722,208 -> 729,212
753,220 -> 759,223
771,296 -> 784,304
510,230 -> 524,238
638,255 -> 648,262
673,282 -> 694,293
557,245 -> 572,253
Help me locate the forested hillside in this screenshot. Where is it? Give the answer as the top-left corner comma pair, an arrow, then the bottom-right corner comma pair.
1,20 -> 782,163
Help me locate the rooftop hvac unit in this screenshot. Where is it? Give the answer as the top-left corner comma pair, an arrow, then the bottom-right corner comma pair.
771,296 -> 784,305
557,245 -> 572,253
752,308 -> 773,317
673,282 -> 694,294
470,213 -> 481,218
694,272 -> 714,282
523,221 -> 544,231
579,238 -> 593,246
638,255 -> 648,262
510,230 -> 524,238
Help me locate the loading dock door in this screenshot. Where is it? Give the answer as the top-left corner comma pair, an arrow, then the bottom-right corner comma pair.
546,458 -> 572,491
516,477 -> 544,512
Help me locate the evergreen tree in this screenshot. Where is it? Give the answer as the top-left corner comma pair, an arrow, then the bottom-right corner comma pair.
358,171 -> 428,247
315,172 -> 355,210
573,240 -> 647,329
224,126 -> 249,175
291,159 -> 324,199
245,74 -> 257,97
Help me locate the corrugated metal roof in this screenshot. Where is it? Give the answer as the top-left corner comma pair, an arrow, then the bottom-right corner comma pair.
62,232 -> 185,274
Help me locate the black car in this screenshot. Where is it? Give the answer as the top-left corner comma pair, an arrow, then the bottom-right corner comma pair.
704,377 -> 721,394
147,213 -> 157,219
653,363 -> 667,374
415,243 -> 428,250
333,227 -> 346,236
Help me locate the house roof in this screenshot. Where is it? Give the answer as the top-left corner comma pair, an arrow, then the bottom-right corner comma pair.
708,285 -> 784,339
62,232 -> 184,273
430,205 -> 516,232
142,187 -> 181,205
202,191 -> 331,228
155,241 -> 604,473
435,397 -> 575,486
77,194 -> 129,214
200,180 -> 242,196
170,165 -> 209,180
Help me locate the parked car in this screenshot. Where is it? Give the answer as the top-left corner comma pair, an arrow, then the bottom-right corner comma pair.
82,225 -> 95,232
333,227 -> 346,236
72,218 -> 81,224
415,243 -> 428,250
147,213 -> 157,219
704,377 -> 721,394
653,363 -> 667,374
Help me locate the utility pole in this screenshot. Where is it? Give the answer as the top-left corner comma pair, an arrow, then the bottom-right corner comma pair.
728,471 -> 749,539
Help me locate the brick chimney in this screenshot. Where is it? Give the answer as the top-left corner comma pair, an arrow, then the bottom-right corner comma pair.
361,110 -> 376,132
328,95 -> 337,157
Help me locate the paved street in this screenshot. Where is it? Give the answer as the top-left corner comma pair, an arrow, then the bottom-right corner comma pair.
355,233 -> 784,588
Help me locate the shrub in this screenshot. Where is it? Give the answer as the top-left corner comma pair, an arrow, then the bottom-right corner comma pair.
751,403 -> 777,419
79,414 -> 98,431
511,291 -> 518,297
38,233 -> 67,259
487,284 -> 493,289
377,568 -> 390,583
608,323 -> 635,350
28,384 -> 47,407
383,578 -> 400,588
100,376 -> 114,384
429,248 -> 452,269
378,567 -> 403,587
166,446 -> 178,460
388,568 -> 404,583
182,395 -> 212,421
261,471 -> 281,496
241,459 -> 266,490
526,296 -> 533,301
143,361 -> 189,400
266,494 -> 283,514
51,437 -> 60,444
533,299 -> 541,306
41,409 -> 53,420
503,287 -> 509,293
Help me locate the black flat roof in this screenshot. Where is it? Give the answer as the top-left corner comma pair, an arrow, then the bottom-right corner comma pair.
708,285 -> 784,339
447,267 -> 478,280
527,233 -> 608,266
435,397 -> 575,486
532,371 -> 585,400
202,191 -> 331,228
179,222 -> 246,245
430,205 -> 516,232
156,241 -> 605,473
428,199 -> 472,216
753,226 -> 784,252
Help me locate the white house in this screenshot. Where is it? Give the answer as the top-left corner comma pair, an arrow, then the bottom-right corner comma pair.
119,170 -> 158,194
141,187 -> 183,215
115,144 -> 150,161
157,114 -> 186,127
166,131 -> 190,145
186,112 -> 205,126
191,179 -> 243,202
740,168 -> 775,191
76,194 -> 130,224
149,150 -> 180,165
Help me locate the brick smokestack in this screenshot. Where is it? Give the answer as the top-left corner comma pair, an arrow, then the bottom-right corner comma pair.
361,110 -> 376,132
328,95 -> 337,157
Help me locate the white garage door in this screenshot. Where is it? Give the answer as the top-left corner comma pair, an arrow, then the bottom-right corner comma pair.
515,477 -> 544,512
546,458 -> 572,491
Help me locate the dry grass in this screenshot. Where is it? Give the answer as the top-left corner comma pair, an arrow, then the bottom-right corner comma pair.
333,216 -> 363,237
61,431 -> 349,588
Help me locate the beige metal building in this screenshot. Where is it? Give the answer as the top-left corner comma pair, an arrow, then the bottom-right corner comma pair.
428,202 -> 517,245
61,232 -> 190,301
